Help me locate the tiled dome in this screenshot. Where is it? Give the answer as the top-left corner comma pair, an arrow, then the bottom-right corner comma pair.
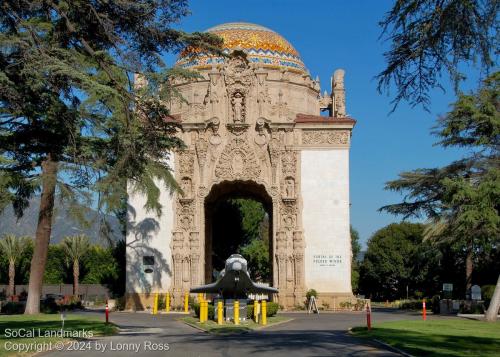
176,22 -> 306,73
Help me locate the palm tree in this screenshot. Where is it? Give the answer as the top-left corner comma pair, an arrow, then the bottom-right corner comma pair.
61,235 -> 90,297
0,234 -> 30,298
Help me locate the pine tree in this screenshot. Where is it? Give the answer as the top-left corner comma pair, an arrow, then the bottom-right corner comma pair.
0,0 -> 222,314
380,72 -> 499,319
378,0 -> 498,110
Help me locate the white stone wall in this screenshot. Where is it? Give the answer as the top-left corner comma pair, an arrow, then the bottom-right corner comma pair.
301,149 -> 352,293
126,162 -> 175,294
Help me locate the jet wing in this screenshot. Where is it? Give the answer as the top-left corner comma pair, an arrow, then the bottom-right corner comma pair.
250,282 -> 279,294
189,282 -> 220,294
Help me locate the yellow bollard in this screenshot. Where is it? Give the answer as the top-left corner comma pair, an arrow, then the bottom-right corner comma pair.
198,293 -> 203,303
217,301 -> 223,325
184,292 -> 189,313
201,301 -> 208,323
261,300 -> 267,325
254,300 -> 260,323
165,292 -> 170,313
234,300 -> 240,325
152,292 -> 158,315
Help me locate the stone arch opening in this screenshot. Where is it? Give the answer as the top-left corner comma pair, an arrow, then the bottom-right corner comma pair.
204,180 -> 273,285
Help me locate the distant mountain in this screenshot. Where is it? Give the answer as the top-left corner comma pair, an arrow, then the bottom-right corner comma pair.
0,197 -> 123,245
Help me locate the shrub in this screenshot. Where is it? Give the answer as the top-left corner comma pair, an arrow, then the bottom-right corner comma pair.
482,285 -> 495,307
1,302 -> 24,314
157,295 -> 166,310
306,289 -> 318,300
459,302 -> 484,314
247,301 -> 278,317
266,302 -> 279,316
115,297 -> 125,311
398,299 -> 433,311
431,295 -> 440,314
192,303 -> 214,320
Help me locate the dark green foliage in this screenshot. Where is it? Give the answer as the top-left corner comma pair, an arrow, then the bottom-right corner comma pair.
240,239 -> 270,282
40,298 -> 60,314
265,301 -> 279,317
247,301 -> 279,318
0,301 -> 24,314
380,73 -> 499,297
0,2 -> 223,312
306,289 -> 318,300
0,0 -> 224,221
0,238 -> 32,285
359,222 -> 442,300
108,240 -> 126,297
378,0 -> 498,109
210,198 -> 271,281
81,246 -> 117,284
1,240 -> 125,289
351,226 -> 361,292
192,303 -> 215,320
398,299 -> 433,311
43,245 -> 67,284
482,285 -> 496,308
431,295 -> 440,314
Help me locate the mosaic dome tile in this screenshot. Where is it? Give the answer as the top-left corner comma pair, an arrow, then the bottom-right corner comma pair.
176,22 -> 307,73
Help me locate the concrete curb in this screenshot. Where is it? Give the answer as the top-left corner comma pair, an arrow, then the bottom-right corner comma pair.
253,318 -> 294,330
179,317 -> 294,333
347,328 -> 414,357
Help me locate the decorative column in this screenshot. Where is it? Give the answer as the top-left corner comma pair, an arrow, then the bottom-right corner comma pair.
332,69 -> 346,117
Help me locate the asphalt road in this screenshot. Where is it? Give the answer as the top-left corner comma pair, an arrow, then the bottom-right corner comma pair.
41,309 -> 420,357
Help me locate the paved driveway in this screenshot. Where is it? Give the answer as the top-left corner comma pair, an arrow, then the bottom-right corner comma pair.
42,309 -> 417,356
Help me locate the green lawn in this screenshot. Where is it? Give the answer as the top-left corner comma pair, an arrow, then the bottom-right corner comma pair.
181,316 -> 292,334
0,313 -> 117,356
351,319 -> 500,357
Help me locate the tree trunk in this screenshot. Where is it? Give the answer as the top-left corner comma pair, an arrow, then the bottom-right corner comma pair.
8,260 -> 15,298
465,244 -> 473,296
485,274 -> 500,322
24,155 -> 58,314
73,259 -> 79,298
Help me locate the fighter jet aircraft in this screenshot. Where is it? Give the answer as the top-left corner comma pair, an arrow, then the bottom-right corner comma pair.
190,254 -> 278,298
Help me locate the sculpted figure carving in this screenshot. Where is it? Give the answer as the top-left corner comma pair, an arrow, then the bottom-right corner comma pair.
231,92 -> 245,123
181,177 -> 192,198
255,118 -> 268,146
285,177 -> 295,198
208,117 -> 222,145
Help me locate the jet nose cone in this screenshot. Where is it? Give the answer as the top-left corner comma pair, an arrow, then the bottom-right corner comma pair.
232,262 -> 242,271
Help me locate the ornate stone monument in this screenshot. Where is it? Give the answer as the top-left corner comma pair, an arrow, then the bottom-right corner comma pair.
126,22 -> 356,309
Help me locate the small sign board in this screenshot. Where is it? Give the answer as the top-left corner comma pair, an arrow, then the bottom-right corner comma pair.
443,283 -> 453,291
443,283 -> 453,298
471,285 -> 481,300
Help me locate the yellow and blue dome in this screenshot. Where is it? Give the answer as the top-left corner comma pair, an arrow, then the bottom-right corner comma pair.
176,22 -> 306,73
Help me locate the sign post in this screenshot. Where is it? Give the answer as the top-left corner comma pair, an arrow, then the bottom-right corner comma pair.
366,302 -> 371,330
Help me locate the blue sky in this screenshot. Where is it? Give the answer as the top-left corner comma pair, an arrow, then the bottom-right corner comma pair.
166,0 -> 481,248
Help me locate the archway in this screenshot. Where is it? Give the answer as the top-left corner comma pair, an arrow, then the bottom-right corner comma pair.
204,180 -> 273,286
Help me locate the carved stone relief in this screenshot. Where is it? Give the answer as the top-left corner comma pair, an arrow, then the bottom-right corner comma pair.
302,130 -> 350,146
163,53 -> 357,309
214,138 -> 261,180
